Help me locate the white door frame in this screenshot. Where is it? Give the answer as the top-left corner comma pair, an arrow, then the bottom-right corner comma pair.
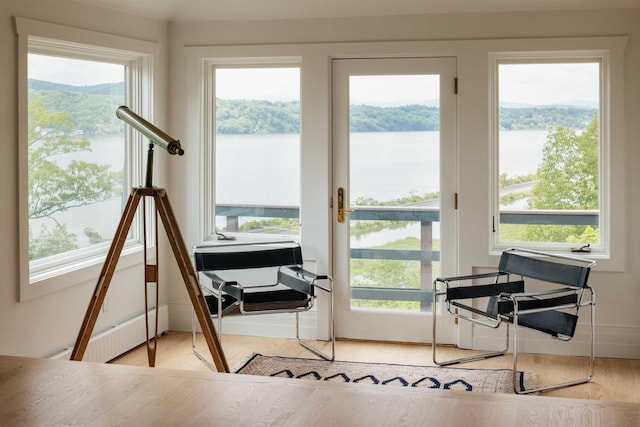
332,56 -> 458,344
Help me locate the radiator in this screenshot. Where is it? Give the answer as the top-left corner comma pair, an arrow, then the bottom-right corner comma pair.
50,305 -> 169,362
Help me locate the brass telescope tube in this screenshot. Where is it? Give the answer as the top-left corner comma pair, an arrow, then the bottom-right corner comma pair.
116,106 -> 184,156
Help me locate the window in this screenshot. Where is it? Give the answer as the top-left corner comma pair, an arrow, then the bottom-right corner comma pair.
491,53 -> 609,256
28,54 -> 128,266
208,65 -> 301,239
17,18 -> 156,299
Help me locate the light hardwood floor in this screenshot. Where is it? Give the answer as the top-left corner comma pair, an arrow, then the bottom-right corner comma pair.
111,331 -> 640,403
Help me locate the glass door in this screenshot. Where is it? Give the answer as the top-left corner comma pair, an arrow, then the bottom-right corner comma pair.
332,57 -> 457,343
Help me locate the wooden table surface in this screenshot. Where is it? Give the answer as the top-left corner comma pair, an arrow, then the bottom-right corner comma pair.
1,355 -> 639,426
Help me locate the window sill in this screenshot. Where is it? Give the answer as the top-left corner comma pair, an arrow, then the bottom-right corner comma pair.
489,247 -> 623,272
20,245 -> 147,302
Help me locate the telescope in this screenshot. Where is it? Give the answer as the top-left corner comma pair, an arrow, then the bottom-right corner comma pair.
116,106 -> 184,156
116,105 -> 184,187
74,107 -> 229,372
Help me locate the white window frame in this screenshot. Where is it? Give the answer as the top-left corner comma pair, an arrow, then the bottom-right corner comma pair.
16,17 -> 158,300
199,58 -> 302,242
489,49 -> 625,270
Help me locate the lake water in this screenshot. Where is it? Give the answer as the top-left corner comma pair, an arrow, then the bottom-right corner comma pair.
216,130 -> 548,205
215,130 -> 548,247
32,130 -> 548,251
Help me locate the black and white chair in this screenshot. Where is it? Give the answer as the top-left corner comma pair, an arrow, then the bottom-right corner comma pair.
192,240 -> 334,370
432,248 -> 595,394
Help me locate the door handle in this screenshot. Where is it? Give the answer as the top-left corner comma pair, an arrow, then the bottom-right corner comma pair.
337,187 -> 353,223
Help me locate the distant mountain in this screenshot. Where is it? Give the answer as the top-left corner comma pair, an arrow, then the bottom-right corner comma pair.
353,98 -> 440,108
28,79 -> 125,135
27,78 -> 598,135
28,79 -> 124,96
501,101 -> 598,109
350,104 -> 439,132
499,106 -> 597,131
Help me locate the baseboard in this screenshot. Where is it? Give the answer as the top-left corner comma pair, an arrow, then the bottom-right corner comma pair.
171,301 -> 640,359
169,302 -> 319,339
50,305 -> 169,362
471,323 -> 640,359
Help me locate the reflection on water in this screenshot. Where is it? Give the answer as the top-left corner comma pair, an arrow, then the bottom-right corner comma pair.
352,222 -> 416,248
351,222 -> 442,248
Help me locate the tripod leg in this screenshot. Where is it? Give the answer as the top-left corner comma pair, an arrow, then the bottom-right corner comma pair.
154,189 -> 229,372
71,190 -> 143,361
143,196 -> 160,367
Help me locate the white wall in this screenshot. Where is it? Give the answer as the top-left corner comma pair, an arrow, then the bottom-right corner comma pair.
168,9 -> 640,358
0,0 -> 169,358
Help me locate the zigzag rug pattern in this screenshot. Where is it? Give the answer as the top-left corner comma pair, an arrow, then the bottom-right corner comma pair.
235,354 -> 536,393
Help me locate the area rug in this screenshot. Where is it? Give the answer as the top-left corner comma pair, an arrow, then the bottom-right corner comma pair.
235,354 -> 536,394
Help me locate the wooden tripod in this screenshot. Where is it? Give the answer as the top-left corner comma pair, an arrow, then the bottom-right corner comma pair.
70,184 -> 229,373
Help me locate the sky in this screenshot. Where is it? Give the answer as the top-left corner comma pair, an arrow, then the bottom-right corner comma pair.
29,55 -> 600,108
28,54 -> 124,86
499,62 -> 599,108
216,68 -> 300,102
216,64 -> 600,107
216,69 -> 441,106
349,74 -> 440,106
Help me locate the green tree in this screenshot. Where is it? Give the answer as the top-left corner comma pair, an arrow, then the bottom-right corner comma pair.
28,98 -> 122,259
524,115 -> 599,243
29,224 -> 77,260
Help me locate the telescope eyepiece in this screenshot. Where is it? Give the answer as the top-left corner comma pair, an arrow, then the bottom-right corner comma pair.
168,141 -> 185,156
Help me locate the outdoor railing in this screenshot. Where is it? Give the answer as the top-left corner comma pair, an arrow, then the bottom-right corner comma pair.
216,204 -> 599,305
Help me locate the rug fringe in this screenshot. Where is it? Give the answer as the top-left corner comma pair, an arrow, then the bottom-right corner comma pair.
521,372 -> 539,393
231,352 -> 263,373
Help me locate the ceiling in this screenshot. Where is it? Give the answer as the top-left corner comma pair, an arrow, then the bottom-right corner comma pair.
73,0 -> 640,22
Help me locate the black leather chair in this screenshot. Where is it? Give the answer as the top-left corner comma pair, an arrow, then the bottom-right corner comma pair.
432,248 -> 595,394
192,241 -> 334,369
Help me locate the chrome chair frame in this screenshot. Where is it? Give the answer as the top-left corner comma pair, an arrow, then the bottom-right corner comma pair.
433,248 -> 595,394
433,270 -> 513,366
